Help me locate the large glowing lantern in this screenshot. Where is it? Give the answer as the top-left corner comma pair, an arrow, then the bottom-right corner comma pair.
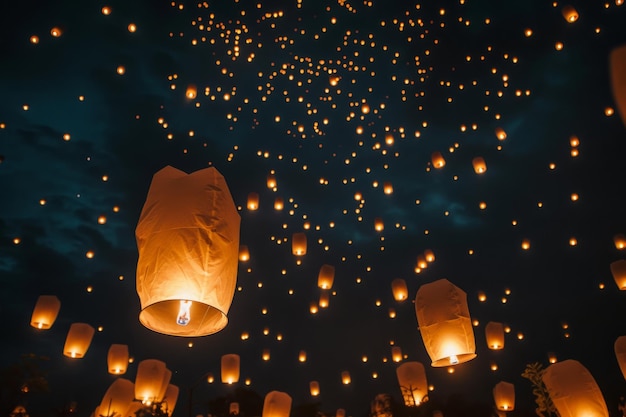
615,234 -> 626,250
186,85 -> 197,99
614,336 -> 626,380
611,260 -> 626,290
135,166 -> 240,337
98,378 -> 135,417
161,384 -> 179,416
391,278 -> 408,301
414,279 -> 476,366
30,295 -> 61,329
472,157 -> 487,174
396,361 -> 428,406
63,323 -> 95,358
292,232 -> 307,256
135,359 -> 170,405
318,264 -> 335,289
561,5 -> 579,23
107,344 -> 129,375
610,45 -> 626,127
485,322 -> 505,350
221,354 -> 240,384
542,359 -> 608,417
493,381 -> 515,411
431,151 -> 446,168
262,391 -> 292,417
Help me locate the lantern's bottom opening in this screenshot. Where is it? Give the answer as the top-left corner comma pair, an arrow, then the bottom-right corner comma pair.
139,299 -> 228,337
431,353 -> 477,367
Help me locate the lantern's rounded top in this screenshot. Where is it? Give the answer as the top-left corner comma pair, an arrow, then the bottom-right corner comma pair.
139,300 -> 228,337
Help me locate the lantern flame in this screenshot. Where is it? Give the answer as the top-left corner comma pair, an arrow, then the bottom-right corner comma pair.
449,355 -> 459,365
177,300 -> 192,326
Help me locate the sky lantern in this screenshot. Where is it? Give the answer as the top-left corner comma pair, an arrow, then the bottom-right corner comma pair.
561,5 -> 579,23
396,361 -> 428,406
472,157 -> 487,174
336,409 -> 345,417
247,192 -> 260,210
298,350 -> 307,362
230,403 -> 240,415
616,336 -> 626,381
614,234 -> 626,250
107,344 -> 129,374
374,217 -> 384,232
424,249 -> 435,263
30,295 -> 61,329
383,182 -> 393,194
317,264 -> 335,289
135,359 -> 170,405
495,127 -> 507,141
319,290 -> 330,308
135,166 -> 240,337
63,323 -> 95,358
610,44 -> 626,127
98,378 -> 134,417
221,354 -> 240,384
161,385 -> 179,416
341,371 -> 351,385
391,278 -> 408,301
485,321 -> 505,350
274,197 -> 284,211
493,381 -> 515,411
292,232 -> 307,255
262,391 -> 292,417
392,346 -> 403,363
185,85 -> 197,99
267,174 -> 277,189
239,245 -> 250,262
431,151 -> 446,169
309,381 -> 320,396
542,360 -> 608,417
414,279 -> 477,367
611,260 -> 626,290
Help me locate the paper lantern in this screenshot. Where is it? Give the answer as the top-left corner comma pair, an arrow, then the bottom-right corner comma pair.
414,279 -> 476,366
495,127 -> 507,141
493,381 -> 515,411
396,361 -> 428,406
336,409 -> 346,417
610,45 -> 626,127
135,359 -> 170,404
542,360 -> 608,417
262,349 -> 271,361
392,346 -> 403,363
221,354 -> 240,384
135,166 -> 240,337
63,323 -> 95,358
485,322 -> 505,350
267,174 -> 277,189
161,384 -> 179,416
292,232 -> 307,256
262,391 -> 292,417
561,5 -> 579,23
318,264 -> 335,289
424,249 -> 435,262
374,217 -> 384,232
431,151 -> 446,168
391,278 -> 408,301
472,157 -> 487,174
383,182 -> 393,194
615,336 -> 626,380
124,402 -> 143,417
98,378 -> 134,417
230,402 -> 240,415
186,85 -> 197,99
615,234 -> 626,250
107,344 -> 129,374
239,245 -> 250,262
611,260 -> 626,290
247,192 -> 259,210
298,350 -> 307,362
341,371 -> 351,385
274,197 -> 284,211
309,381 -> 320,396
30,295 -> 61,329
319,290 -> 330,308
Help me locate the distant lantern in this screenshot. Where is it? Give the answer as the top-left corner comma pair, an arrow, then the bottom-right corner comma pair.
30,295 -> 61,329
186,85 -> 197,99
161,385 -> 179,416
396,361 -> 428,406
319,290 -> 330,308
374,217 -> 384,232
392,346 -> 403,363
247,192 -> 260,210
495,127 -> 507,141
336,409 -> 346,417
318,264 -> 335,289
135,359 -> 170,405
391,278 -> 408,301
610,45 -> 626,127
615,336 -> 626,380
107,344 -> 129,374
292,232 -> 307,256
298,350 -> 307,362
230,402 -> 240,415
267,174 -> 277,189
63,323 -> 95,358
472,157 -> 487,174
239,245 -> 250,262
493,381 -> 515,411
274,197 -> 284,211
262,391 -> 292,417
485,322 -> 505,350
561,5 -> 579,23
221,354 -> 240,384
542,360 -> 609,417
383,182 -> 393,194
309,381 -> 320,396
341,371 -> 351,385
98,378 -> 135,417
424,249 -> 435,263
414,279 -> 476,367
611,260 -> 626,290
135,166 -> 240,337
614,234 -> 626,250
431,151 -> 446,168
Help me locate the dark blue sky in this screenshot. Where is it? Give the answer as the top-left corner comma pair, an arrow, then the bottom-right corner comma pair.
2,1 -> 626,416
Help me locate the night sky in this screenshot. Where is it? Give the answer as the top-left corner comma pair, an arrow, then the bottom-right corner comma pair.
2,0 -> 626,416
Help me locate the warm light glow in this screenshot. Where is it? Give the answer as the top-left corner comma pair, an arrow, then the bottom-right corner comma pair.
177,300 -> 192,326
